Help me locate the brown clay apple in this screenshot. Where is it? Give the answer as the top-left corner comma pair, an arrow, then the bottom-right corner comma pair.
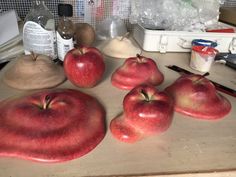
0,89 -> 106,162
110,84 -> 174,143
74,23 -> 96,47
165,74 -> 231,120
3,53 -> 65,90
64,46 -> 105,88
111,55 -> 164,90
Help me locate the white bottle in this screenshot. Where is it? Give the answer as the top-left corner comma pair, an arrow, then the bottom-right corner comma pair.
23,0 -> 57,59
56,3 -> 74,61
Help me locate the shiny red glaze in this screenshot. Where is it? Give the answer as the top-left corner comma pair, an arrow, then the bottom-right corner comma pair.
64,47 -> 105,88
110,84 -> 174,143
165,74 -> 231,119
0,89 -> 106,162
111,55 -> 164,90
110,114 -> 142,143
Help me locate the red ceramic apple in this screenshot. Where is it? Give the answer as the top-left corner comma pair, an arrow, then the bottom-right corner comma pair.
111,54 -> 164,90
0,89 -> 106,162
64,46 -> 105,88
110,84 -> 174,143
165,74 -> 231,120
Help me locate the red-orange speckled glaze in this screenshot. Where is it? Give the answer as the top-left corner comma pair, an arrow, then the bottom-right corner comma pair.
110,84 -> 174,143
111,55 -> 164,90
165,74 -> 231,120
0,89 -> 106,163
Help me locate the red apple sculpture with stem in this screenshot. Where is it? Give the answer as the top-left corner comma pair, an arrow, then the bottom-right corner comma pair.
164,73 -> 231,120
0,89 -> 106,162
110,84 -> 174,143
111,54 -> 164,90
64,46 -> 105,88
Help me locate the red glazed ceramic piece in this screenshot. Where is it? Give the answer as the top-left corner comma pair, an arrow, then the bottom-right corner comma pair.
0,89 -> 106,162
64,47 -> 105,88
165,74 -> 231,119
111,55 -> 164,90
110,84 -> 174,143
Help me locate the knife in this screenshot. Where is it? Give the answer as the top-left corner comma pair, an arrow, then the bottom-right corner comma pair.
166,65 -> 236,98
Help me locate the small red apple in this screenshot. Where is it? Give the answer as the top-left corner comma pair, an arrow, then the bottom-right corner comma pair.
64,46 -> 105,88
164,74 -> 231,120
111,54 -> 164,90
110,84 -> 174,143
0,89 -> 106,162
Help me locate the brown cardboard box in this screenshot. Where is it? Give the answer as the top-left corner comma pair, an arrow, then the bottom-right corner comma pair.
219,7 -> 236,26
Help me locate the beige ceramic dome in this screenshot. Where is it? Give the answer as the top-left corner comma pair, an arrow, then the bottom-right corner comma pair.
102,36 -> 141,59
3,53 -> 66,90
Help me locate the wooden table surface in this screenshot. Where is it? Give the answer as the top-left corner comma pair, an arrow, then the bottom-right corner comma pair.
0,47 -> 235,177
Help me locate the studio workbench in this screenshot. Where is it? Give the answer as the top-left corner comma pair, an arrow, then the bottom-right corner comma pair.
0,46 -> 235,177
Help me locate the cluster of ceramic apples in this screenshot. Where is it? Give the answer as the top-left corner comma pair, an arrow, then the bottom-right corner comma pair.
0,46 -> 107,163
0,46 -> 232,163
108,55 -> 229,143
62,47 -> 231,143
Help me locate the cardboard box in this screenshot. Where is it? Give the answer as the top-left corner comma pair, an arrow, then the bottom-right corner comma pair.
220,7 -> 236,26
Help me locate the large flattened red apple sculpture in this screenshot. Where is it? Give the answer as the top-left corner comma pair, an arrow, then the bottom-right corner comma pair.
64,46 -> 105,88
0,89 -> 106,162
165,74 -> 231,120
110,84 -> 174,143
111,55 -> 164,90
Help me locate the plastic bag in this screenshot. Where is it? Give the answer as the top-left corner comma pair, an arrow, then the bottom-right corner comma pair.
129,0 -> 225,31
192,0 -> 224,27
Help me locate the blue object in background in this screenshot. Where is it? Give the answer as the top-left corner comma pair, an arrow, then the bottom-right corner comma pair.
192,39 -> 218,48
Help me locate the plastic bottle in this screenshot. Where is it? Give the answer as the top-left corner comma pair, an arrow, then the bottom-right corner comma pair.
56,3 -> 74,61
23,0 -> 57,59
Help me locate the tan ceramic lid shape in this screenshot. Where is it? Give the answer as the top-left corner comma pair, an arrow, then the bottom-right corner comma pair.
3,54 -> 66,90
102,36 -> 141,59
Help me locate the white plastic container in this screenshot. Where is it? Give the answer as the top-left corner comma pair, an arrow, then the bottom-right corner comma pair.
190,46 -> 218,72
133,23 -> 236,54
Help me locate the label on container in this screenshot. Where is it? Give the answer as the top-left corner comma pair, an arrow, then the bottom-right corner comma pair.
23,21 -> 57,59
56,32 -> 74,61
76,0 -> 103,23
76,0 -> 85,18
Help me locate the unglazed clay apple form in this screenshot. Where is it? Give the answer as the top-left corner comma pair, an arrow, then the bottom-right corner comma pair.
0,89 -> 105,162
3,53 -> 65,90
110,84 -> 174,143
165,74 -> 231,120
64,47 -> 105,88
111,55 -> 164,90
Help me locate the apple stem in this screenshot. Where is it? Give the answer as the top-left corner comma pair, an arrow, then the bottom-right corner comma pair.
120,32 -> 130,41
78,48 -> 84,55
43,95 -> 52,109
140,89 -> 150,102
136,54 -> 143,63
74,45 -> 84,55
30,52 -> 38,61
193,72 -> 210,84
